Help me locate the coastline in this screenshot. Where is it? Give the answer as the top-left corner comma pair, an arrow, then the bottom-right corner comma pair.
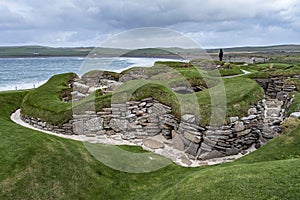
0,56 -> 187,92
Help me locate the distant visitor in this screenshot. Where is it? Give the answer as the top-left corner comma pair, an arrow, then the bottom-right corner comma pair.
219,49 -> 223,61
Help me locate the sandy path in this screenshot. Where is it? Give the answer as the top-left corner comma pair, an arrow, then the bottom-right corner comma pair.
223,69 -> 251,78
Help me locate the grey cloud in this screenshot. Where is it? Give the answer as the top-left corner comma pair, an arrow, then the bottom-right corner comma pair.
100,28 -> 199,49
0,0 -> 299,47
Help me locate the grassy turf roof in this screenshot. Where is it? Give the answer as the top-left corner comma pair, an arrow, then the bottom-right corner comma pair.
21,62 -> 263,126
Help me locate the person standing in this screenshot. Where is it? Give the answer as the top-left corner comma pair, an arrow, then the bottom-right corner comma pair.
219,49 -> 223,61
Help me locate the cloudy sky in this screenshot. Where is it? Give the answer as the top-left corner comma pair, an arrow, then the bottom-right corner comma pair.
1,0 -> 300,48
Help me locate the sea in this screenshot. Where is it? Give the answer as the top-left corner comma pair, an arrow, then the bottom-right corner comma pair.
0,57 -> 185,91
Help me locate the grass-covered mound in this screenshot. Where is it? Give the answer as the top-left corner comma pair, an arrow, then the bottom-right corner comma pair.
82,70 -> 120,81
120,61 -> 220,88
21,61 -> 263,126
156,60 -> 244,78
1,90 -> 300,199
74,76 -> 263,126
131,82 -> 181,115
223,77 -> 264,120
21,73 -> 77,125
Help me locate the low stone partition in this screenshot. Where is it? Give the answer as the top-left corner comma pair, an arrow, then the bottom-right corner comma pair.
21,116 -> 74,135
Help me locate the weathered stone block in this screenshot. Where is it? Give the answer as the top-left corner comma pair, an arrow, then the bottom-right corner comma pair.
230,116 -> 239,123
172,133 -> 185,151
85,117 -> 103,131
290,112 -> 300,118
184,131 -> 201,143
198,150 -> 225,160
203,138 -> 217,147
225,148 -> 240,156
96,130 -> 106,135
242,115 -> 257,121
109,118 -> 130,132
143,139 -> 164,149
248,107 -> 258,115
73,121 -> 84,134
237,129 -> 251,137
185,142 -> 200,156
182,114 -> 196,123
139,102 -> 147,107
200,143 -> 213,152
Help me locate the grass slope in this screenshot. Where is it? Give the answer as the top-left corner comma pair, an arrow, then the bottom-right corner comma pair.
21,73 -> 77,125
1,89 -> 300,199
159,158 -> 300,200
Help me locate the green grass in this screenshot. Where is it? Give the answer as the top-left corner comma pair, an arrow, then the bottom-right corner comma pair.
82,70 -> 120,81
242,63 -> 300,78
285,78 -> 300,91
288,92 -> 300,115
123,61 -> 220,87
271,54 -> 300,64
285,79 -> 300,116
81,76 -> 262,126
236,118 -> 300,164
158,158 -> 300,200
208,65 -> 244,77
223,77 -> 264,121
1,90 -> 300,199
154,61 -> 193,68
0,91 -> 117,199
21,73 -> 77,125
0,91 -> 195,199
21,66 -> 263,127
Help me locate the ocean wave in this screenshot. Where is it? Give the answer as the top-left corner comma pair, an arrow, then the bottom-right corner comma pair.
0,80 -> 48,91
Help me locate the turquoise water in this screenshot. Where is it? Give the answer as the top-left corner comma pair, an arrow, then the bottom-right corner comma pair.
0,57 -> 182,91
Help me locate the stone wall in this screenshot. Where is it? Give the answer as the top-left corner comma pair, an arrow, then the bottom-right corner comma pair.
21,75 -> 299,161
255,75 -> 299,100
19,98 -> 289,160
72,98 -> 171,139
21,116 -> 73,135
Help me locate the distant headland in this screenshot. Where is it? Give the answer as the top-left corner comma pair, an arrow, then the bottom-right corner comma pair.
1,44 -> 300,59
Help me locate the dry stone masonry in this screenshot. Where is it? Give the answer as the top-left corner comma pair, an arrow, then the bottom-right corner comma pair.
21,75 -> 299,165
255,75 -> 299,100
